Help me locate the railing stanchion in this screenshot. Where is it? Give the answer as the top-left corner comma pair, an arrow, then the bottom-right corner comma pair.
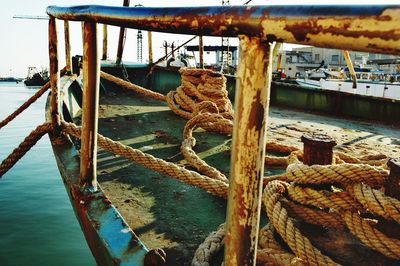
81,21 -> 100,191
64,20 -> 72,74
199,35 -> 204,68
148,31 -> 153,64
49,16 -> 61,133
225,36 -> 275,266
102,24 -> 107,60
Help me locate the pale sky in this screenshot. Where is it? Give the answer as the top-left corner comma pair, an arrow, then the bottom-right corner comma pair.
0,0 -> 398,77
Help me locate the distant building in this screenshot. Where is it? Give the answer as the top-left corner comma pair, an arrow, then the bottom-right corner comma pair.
280,46 -> 399,78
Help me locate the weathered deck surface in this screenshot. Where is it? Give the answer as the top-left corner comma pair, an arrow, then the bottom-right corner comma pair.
88,85 -> 399,265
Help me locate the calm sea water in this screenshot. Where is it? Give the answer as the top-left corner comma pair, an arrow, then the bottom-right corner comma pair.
0,83 -> 95,265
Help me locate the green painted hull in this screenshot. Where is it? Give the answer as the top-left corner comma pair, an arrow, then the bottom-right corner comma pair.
103,64 -> 400,124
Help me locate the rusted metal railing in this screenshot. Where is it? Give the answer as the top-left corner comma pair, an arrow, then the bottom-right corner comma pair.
102,24 -> 108,60
199,35 -> 204,68
47,4 -> 400,266
225,36 -> 274,265
116,0 -> 130,65
148,31 -> 153,64
64,21 -> 72,73
80,21 -> 100,191
48,17 -> 60,134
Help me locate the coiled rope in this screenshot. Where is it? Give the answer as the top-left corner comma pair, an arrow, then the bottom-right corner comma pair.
100,69 -> 398,265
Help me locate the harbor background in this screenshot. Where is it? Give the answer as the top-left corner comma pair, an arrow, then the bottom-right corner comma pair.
0,83 -> 95,265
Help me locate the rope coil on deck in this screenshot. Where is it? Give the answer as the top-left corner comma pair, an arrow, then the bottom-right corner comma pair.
101,69 -> 399,265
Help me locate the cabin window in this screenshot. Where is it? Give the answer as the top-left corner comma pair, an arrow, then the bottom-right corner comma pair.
315,54 -> 320,62
331,55 -> 339,63
356,73 -> 361,79
361,73 -> 368,80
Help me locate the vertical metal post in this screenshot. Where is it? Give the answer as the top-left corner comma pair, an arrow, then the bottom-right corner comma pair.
49,17 -> 61,133
102,24 -> 108,60
225,36 -> 274,266
81,21 -> 100,191
148,31 -> 153,64
116,0 -> 130,65
64,20 -> 72,74
199,35 -> 204,68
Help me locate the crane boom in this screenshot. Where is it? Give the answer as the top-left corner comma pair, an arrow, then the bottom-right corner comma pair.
13,15 -> 49,20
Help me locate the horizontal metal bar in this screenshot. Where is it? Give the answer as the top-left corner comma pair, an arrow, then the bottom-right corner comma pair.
47,5 -> 400,55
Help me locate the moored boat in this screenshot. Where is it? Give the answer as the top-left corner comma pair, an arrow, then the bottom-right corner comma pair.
1,4 -> 400,266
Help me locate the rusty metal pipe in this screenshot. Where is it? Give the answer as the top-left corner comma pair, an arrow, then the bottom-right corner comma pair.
225,36 -> 274,265
49,17 -> 61,133
102,24 -> 107,60
199,35 -> 204,68
148,31 -> 153,64
80,21 -> 100,191
116,0 -> 130,65
47,5 -> 400,55
64,20 -> 72,73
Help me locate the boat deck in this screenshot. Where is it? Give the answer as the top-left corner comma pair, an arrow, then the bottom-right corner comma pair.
75,83 -> 400,265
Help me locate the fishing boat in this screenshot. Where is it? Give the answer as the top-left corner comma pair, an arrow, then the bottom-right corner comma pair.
320,70 -> 400,100
24,66 -> 49,86
1,4 -> 400,266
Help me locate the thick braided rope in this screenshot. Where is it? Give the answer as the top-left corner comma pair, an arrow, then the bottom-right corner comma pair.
335,151 -> 388,167
0,83 -> 50,129
0,67 -> 67,130
287,186 -> 363,212
343,211 -> 400,259
0,122 -> 53,177
166,91 -> 193,119
183,112 -> 233,137
349,183 -> 400,223
61,121 -> 228,198
258,224 -> 305,266
191,223 -> 225,266
265,155 -> 289,167
286,163 -> 388,188
263,181 -> 338,266
282,200 -> 346,229
100,71 -> 166,102
181,138 -> 228,182
266,142 -> 299,154
166,68 -> 233,119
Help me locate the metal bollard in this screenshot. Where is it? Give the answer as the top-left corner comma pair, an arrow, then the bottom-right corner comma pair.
386,158 -> 400,200
301,133 -> 337,166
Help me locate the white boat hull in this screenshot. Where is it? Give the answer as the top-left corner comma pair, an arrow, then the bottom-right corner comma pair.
295,78 -> 321,89
320,79 -> 400,100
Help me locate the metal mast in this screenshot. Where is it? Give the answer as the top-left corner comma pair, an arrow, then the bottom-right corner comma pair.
137,30 -> 143,62
221,0 -> 230,72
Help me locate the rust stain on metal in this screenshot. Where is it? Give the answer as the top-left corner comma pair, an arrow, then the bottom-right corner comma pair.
225,35 -> 273,265
80,21 -> 100,189
385,158 -> 400,200
247,90 -> 264,132
301,133 -> 337,166
113,257 -> 121,265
